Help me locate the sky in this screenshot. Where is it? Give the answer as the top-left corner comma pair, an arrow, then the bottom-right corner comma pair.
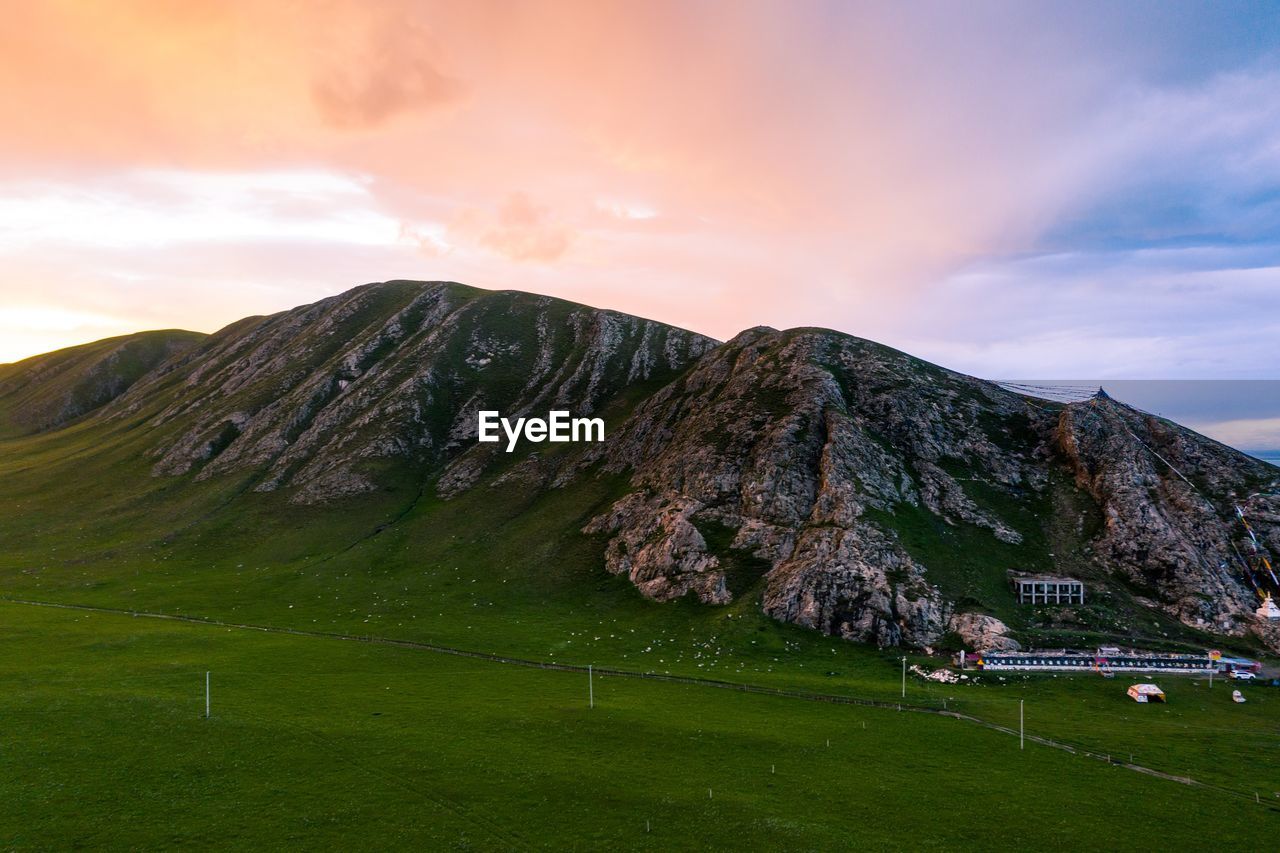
1,1 -> 1279,446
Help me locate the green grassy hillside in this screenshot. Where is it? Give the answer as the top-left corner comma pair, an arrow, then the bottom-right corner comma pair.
0,329 -> 205,437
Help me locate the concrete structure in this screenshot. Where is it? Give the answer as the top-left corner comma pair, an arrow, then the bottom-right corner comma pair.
1256,593 -> 1280,621
1013,575 -> 1085,605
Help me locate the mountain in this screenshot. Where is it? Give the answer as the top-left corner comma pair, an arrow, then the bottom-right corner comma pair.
0,329 -> 205,437
109,281 -> 714,504
4,281 -> 1278,654
582,326 -> 1280,649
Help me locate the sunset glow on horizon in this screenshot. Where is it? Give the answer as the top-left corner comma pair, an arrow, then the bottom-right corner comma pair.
2,0 -> 1279,384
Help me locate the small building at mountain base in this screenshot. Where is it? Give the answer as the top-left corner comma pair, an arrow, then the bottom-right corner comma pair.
1013,575 -> 1085,605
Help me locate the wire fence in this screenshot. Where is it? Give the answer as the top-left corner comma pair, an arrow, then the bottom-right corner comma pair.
7,596 -> 1280,813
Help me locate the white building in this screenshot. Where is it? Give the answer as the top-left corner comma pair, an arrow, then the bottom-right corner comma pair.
1013,575 -> 1085,605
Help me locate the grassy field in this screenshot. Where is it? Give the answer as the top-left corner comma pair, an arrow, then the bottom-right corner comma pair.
2,601 -> 1276,850
3,388 -> 1280,847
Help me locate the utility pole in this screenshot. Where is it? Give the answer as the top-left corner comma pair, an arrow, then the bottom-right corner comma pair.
205,671 -> 210,719
589,664 -> 594,709
1019,699 -> 1024,751
901,656 -> 906,699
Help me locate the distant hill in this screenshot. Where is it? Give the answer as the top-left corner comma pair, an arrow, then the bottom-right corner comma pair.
0,329 -> 205,437
2,281 -> 1277,656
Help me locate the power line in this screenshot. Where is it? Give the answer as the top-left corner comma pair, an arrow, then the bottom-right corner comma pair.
994,381 -> 1098,403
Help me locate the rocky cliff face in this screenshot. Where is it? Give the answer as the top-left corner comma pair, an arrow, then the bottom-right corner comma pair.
582,327 -> 1051,646
582,326 -> 1279,650
1055,398 -> 1279,636
115,281 -> 717,503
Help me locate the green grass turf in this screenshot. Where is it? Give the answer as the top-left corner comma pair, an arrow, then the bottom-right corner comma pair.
2,602 -> 1276,850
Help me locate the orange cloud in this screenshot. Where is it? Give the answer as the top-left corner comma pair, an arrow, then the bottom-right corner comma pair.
5,0 -> 1269,382
309,8 -> 462,129
447,193 -> 574,263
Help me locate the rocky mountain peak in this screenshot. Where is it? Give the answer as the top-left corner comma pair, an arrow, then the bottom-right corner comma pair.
122,281 -> 718,503
583,326 -> 1279,651
1054,394 -> 1278,634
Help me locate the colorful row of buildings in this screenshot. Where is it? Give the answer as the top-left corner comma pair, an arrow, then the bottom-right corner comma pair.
956,647 -> 1262,675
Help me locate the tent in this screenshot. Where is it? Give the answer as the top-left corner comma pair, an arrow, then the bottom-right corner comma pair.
1126,683 -> 1166,703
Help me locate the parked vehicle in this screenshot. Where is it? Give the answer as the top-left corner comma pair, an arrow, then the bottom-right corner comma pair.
1230,670 -> 1256,681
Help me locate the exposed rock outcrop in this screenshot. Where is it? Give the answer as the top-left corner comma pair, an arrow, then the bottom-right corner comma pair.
118,281 -> 716,503
583,328 -> 1045,648
585,493 -> 731,604
1056,398 -> 1278,637
583,328 -> 1279,650
949,612 -> 1021,651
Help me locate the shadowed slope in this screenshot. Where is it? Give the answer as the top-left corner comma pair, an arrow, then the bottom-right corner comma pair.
0,329 -> 205,437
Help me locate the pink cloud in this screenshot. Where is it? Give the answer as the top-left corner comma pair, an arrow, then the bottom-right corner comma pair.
0,0 -> 1277,382
449,193 -> 574,263
309,8 -> 462,129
